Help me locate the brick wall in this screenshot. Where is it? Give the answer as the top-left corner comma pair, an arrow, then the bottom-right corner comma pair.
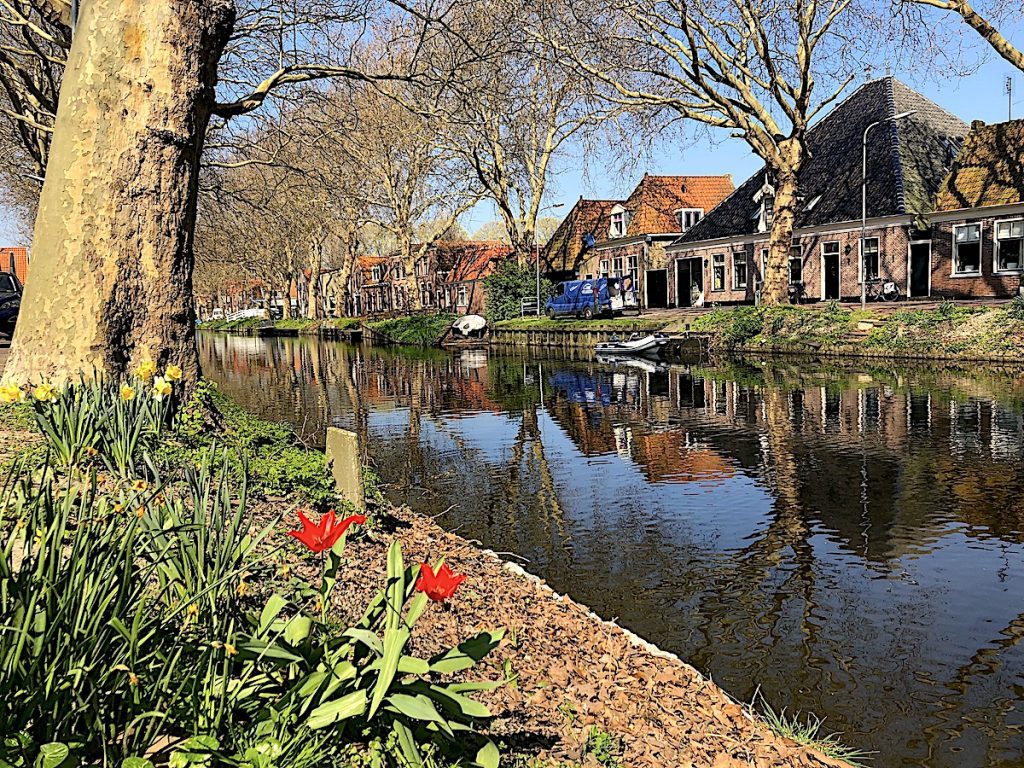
930,219 -> 1022,298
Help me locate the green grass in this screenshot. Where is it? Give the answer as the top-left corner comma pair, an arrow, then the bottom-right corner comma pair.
751,692 -> 871,766
493,315 -> 665,331
198,316 -> 263,331
366,313 -> 456,346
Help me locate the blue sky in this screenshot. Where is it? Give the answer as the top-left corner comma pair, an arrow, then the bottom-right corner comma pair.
3,31 -> 1023,246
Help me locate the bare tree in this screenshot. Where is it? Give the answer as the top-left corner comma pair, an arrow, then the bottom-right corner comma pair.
545,0 -> 874,304
902,0 -> 1024,72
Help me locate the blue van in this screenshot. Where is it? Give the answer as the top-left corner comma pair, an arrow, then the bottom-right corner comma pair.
544,277 -> 638,319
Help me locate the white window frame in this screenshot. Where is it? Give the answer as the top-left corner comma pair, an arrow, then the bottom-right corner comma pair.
857,237 -> 879,283
711,253 -> 726,292
993,218 -> 1024,274
732,252 -> 747,289
676,208 -> 704,232
952,223 -> 983,276
789,245 -> 803,286
599,259 -> 610,277
457,285 -> 469,306
609,207 -> 627,238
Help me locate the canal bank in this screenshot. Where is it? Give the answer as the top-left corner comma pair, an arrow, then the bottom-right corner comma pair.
0,391 -> 853,768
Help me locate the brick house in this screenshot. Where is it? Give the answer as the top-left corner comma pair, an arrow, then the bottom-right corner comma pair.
542,175 -> 733,308
667,77 -> 982,305
414,241 -> 515,316
1,246 -> 29,284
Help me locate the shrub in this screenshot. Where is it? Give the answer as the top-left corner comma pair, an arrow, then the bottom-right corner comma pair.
368,314 -> 456,346
721,307 -> 764,346
483,259 -> 554,322
1007,294 -> 1024,321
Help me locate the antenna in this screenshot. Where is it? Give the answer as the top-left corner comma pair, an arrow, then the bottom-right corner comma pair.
1007,76 -> 1013,121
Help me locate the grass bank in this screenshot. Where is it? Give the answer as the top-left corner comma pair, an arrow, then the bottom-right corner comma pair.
365,313 -> 455,346
0,377 -> 856,768
691,298 -> 1024,361
198,317 -> 363,334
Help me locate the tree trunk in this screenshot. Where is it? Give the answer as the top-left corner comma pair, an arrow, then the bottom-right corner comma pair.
307,237 -> 324,320
761,139 -> 804,306
400,235 -> 421,313
281,275 -> 293,319
3,0 -> 235,388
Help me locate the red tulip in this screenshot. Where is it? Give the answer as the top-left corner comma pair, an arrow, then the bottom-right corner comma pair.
416,562 -> 467,602
288,509 -> 366,553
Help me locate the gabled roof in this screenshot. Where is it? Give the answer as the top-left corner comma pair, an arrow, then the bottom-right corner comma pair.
620,175 -> 734,236
543,198 -> 619,273
431,241 -> 514,282
677,77 -> 969,244
934,119 -> 1024,211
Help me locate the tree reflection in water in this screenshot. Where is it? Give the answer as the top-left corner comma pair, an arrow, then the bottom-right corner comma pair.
201,332 -> 1024,768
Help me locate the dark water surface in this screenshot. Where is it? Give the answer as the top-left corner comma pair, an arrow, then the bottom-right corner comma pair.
200,333 -> 1024,767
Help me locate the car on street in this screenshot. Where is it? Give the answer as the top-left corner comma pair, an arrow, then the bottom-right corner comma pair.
544,277 -> 639,319
0,271 -> 22,337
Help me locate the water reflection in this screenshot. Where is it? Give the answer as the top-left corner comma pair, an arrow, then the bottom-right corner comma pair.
200,332 -> 1024,768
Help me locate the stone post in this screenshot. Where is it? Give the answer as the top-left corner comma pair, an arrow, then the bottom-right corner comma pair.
325,427 -> 365,510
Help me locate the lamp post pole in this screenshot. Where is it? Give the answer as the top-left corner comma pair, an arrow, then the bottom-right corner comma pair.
861,110 -> 916,309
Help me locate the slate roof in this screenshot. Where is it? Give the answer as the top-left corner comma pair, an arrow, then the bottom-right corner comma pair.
543,198 -> 619,273
934,119 -> 1024,211
676,77 -> 970,245
620,175 -> 734,237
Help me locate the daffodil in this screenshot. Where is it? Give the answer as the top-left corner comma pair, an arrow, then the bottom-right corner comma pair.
32,382 -> 58,402
120,383 -> 135,401
164,364 -> 183,381
0,382 -> 24,403
152,376 -> 172,401
134,360 -> 157,382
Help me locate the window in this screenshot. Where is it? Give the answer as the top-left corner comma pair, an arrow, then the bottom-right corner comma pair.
732,253 -> 747,289
457,285 -> 469,306
712,254 -> 725,291
860,237 -> 879,281
627,254 -> 638,287
371,265 -> 384,282
759,248 -> 768,282
612,256 -> 624,276
995,220 -> 1023,272
676,208 -> 703,231
789,246 -> 803,284
0,275 -> 15,293
394,262 -> 405,279
599,259 -> 610,277
610,211 -> 626,237
953,224 -> 982,274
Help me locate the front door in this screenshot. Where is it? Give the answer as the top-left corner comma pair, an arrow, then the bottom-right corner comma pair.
676,259 -> 703,307
909,242 -> 930,297
823,252 -> 840,300
646,269 -> 668,308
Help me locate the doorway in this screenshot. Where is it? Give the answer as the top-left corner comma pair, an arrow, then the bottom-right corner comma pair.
823,251 -> 840,300
909,241 -> 931,297
675,258 -> 704,307
646,269 -> 668,308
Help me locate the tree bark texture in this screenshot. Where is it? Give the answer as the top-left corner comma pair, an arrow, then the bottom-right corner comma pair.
3,0 -> 235,387
762,139 -> 804,306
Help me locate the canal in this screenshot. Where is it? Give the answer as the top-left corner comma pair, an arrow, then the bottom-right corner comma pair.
200,332 -> 1024,768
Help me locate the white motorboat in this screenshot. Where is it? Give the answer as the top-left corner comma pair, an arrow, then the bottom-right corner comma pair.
595,354 -> 669,373
594,332 -> 669,358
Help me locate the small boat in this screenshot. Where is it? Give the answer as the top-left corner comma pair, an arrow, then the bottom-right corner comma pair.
594,332 -> 669,358
595,354 -> 669,373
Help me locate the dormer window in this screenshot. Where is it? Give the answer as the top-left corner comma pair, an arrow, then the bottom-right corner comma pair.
753,177 -> 776,234
676,208 -> 703,231
609,205 -> 628,238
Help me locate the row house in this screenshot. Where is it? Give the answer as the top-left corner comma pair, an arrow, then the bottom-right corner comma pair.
543,175 -> 734,308
667,77 -> 1024,305
342,241 -> 515,318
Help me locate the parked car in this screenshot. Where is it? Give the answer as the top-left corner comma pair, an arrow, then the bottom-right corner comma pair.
0,271 -> 22,337
545,277 -> 639,320
210,307 -> 225,321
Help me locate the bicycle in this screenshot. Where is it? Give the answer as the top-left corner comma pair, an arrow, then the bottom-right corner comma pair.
788,281 -> 807,304
865,277 -> 901,302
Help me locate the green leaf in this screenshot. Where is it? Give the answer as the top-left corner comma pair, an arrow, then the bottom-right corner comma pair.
259,595 -> 288,634
36,744 -> 69,768
386,693 -> 454,737
342,628 -> 383,655
392,720 -> 423,768
235,639 -> 303,664
428,629 -> 505,674
283,614 -> 312,645
121,759 -> 154,768
385,541 -> 404,632
307,689 -> 367,729
368,625 -> 410,717
475,739 -> 500,768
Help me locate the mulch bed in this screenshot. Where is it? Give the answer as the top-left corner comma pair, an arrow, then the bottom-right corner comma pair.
270,504 -> 849,768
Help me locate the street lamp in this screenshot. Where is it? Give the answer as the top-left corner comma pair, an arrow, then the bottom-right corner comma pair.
535,202 -> 565,316
861,110 -> 916,308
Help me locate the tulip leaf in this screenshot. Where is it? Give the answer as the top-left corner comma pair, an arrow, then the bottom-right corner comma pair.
428,629 -> 505,674
368,625 -> 410,717
283,614 -> 312,645
366,654 -> 429,675
392,720 -> 423,768
386,693 -> 454,737
258,595 -> 288,635
342,628 -> 383,656
235,639 -> 303,664
475,739 -> 500,768
307,689 -> 367,730
385,541 -> 404,632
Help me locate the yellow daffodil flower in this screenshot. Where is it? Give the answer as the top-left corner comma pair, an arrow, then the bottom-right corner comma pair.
152,376 -> 172,401
134,360 -> 157,382
0,382 -> 24,403
32,382 -> 57,402
164,364 -> 183,381
120,383 -> 135,401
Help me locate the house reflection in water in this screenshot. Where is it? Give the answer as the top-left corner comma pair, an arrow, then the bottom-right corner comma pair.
200,332 -> 1024,768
